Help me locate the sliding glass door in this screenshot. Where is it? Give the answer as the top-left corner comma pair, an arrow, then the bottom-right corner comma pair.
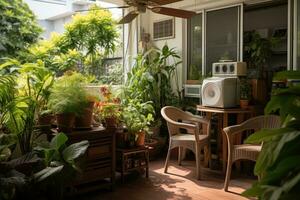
205,5 -> 242,75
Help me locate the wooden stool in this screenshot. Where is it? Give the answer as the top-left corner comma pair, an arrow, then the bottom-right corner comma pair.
116,146 -> 149,183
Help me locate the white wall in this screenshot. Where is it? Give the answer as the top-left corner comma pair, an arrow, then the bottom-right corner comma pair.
24,0 -> 68,20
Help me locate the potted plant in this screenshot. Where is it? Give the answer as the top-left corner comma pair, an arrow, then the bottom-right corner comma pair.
121,100 -> 154,147
240,78 -> 252,109
48,73 -> 90,132
74,94 -> 97,129
94,85 -> 121,128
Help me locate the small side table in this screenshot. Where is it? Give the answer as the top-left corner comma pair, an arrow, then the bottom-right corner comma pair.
116,146 -> 149,183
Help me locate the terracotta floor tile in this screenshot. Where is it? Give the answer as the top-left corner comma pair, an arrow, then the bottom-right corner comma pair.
77,160 -> 254,200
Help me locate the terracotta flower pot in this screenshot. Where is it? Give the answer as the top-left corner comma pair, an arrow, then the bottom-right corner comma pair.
135,131 -> 146,147
240,99 -> 249,109
75,101 -> 94,129
56,113 -> 75,133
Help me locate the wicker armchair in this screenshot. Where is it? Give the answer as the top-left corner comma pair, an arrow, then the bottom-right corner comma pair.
161,106 -> 211,180
223,115 -> 281,191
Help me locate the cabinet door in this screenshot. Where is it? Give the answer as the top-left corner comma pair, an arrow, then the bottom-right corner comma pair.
205,5 -> 242,75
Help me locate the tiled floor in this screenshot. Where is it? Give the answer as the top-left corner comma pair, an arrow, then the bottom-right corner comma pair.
79,159 -> 254,200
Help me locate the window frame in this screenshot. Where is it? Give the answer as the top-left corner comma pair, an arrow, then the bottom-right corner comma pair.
185,4 -> 243,83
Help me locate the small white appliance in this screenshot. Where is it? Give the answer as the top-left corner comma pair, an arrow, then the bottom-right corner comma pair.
201,77 -> 239,108
184,84 -> 201,98
212,62 -> 247,77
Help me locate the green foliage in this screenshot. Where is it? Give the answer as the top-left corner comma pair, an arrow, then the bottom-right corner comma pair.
0,0 -> 42,58
34,132 -> 89,181
48,72 -> 91,115
188,64 -> 203,81
62,4 -> 118,75
0,152 -> 40,200
0,133 -> 89,200
121,100 -> 154,134
240,78 -> 252,100
244,31 -> 278,78
0,75 -> 17,128
100,61 -> 124,85
243,71 -> 300,200
20,5 -> 119,80
0,134 -> 17,162
124,44 -> 182,123
0,59 -> 54,154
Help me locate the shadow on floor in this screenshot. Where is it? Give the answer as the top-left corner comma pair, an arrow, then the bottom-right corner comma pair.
75,159 -> 254,200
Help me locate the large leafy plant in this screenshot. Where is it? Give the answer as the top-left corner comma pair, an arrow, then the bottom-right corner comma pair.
34,132 -> 89,198
0,0 -> 42,58
124,45 -> 182,125
244,31 -> 278,78
0,132 -> 89,200
0,59 -> 54,154
243,71 -> 300,199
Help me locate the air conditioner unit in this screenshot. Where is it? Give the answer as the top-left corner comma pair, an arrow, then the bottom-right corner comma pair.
212,62 -> 247,77
184,84 -> 201,98
201,77 -> 239,108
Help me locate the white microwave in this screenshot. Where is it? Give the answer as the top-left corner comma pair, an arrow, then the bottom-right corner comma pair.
184,84 -> 201,98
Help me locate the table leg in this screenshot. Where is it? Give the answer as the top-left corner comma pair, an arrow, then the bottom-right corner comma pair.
203,113 -> 212,168
235,113 -> 245,171
145,150 -> 149,178
217,113 -> 223,162
121,154 -> 125,183
222,113 -> 228,174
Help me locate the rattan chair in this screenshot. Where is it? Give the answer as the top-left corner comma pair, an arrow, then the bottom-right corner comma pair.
161,106 -> 211,180
223,115 -> 281,191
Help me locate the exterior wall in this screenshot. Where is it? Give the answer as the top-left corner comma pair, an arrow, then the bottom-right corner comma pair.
24,0 -> 68,20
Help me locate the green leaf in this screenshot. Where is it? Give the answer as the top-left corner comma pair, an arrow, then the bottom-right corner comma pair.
272,131 -> 300,163
34,166 -> 64,182
242,182 -> 263,197
263,155 -> 300,184
62,140 -> 89,163
245,128 -> 292,144
50,132 -> 68,150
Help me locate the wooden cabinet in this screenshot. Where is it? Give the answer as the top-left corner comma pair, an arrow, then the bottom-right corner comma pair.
66,127 -> 116,193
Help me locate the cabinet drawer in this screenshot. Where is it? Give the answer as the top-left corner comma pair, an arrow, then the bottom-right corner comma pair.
74,167 -> 111,185
88,144 -> 111,159
86,159 -> 111,170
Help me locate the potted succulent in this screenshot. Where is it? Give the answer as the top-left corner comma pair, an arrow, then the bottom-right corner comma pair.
48,73 -> 90,132
121,100 -> 154,147
240,78 -> 252,109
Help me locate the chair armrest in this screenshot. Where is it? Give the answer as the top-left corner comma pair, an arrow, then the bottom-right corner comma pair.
223,124 -> 243,137
169,121 -> 197,133
184,112 -> 210,125
171,121 -> 197,129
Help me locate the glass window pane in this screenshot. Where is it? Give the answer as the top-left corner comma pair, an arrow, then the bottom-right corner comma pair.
206,7 -> 239,75
187,13 -> 202,81
297,1 -> 300,70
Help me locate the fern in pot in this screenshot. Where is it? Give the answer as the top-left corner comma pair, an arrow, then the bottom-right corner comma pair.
48,73 -> 90,132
